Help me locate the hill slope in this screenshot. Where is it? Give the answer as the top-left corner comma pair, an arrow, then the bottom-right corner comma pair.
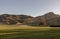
0,12 -> 60,26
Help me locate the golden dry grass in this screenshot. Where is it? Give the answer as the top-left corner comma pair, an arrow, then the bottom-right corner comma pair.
0,25 -> 51,35
0,25 -> 50,30
0,25 -> 60,39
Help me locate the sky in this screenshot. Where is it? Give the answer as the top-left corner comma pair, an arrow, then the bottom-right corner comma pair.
0,0 -> 60,17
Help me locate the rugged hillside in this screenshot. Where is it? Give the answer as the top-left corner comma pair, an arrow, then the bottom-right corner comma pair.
43,12 -> 60,20
36,12 -> 60,26
0,14 -> 34,25
43,12 -> 60,25
36,12 -> 60,20
0,12 -> 60,26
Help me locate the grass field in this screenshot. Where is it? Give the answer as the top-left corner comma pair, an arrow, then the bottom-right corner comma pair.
0,25 -> 60,39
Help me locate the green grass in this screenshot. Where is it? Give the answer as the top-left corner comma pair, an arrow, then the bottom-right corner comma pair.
0,25 -> 60,39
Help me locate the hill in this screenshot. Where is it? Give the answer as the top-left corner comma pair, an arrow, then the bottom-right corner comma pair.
0,12 -> 60,26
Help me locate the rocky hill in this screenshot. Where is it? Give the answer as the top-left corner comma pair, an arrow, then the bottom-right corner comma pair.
0,14 -> 34,25
36,12 -> 60,26
0,12 -> 60,26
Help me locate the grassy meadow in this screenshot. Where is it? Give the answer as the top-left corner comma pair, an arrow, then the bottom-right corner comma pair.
0,25 -> 60,39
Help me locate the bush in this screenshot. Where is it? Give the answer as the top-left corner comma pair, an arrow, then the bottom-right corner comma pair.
50,25 -> 60,27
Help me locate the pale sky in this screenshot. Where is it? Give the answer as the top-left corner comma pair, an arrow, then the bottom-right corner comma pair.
0,0 -> 60,17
